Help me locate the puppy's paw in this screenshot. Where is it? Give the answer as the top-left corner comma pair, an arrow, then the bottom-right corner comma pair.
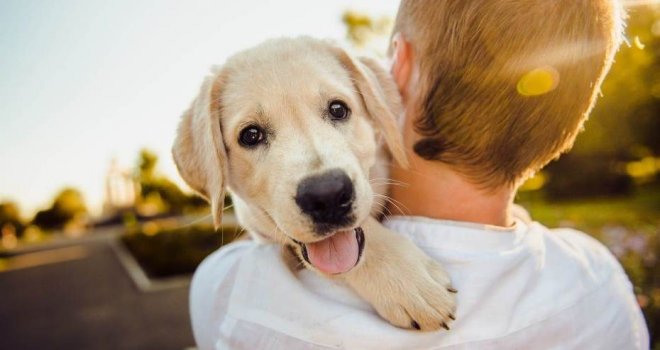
374,257 -> 457,331
343,219 -> 458,331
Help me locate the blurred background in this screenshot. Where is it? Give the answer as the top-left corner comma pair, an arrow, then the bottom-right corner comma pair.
0,1 -> 658,349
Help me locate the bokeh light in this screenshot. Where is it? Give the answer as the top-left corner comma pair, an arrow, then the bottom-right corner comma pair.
516,66 -> 560,97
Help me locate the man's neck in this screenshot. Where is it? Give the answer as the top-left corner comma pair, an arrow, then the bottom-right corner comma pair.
388,157 -> 515,228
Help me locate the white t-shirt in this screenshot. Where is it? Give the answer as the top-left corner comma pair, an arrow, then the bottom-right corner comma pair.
189,214 -> 649,350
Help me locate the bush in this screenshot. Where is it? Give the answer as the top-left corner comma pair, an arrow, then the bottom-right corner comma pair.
0,202 -> 25,237
32,188 -> 88,231
121,223 -> 242,278
544,154 -> 633,200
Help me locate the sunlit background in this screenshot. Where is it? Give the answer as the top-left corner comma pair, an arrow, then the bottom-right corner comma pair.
0,0 -> 399,216
0,1 -> 658,349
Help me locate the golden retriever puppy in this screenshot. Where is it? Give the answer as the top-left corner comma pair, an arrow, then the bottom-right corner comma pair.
173,37 -> 456,331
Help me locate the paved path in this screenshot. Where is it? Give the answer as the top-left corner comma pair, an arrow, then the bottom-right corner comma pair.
0,239 -> 195,350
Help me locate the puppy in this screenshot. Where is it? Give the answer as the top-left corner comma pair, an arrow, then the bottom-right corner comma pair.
173,37 -> 456,331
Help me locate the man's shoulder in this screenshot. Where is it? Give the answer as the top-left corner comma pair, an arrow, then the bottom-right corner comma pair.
536,223 -> 626,279
534,224 -> 648,348
195,240 -> 276,274
189,223 -> 648,349
191,240 -> 284,300
190,240 -> 298,349
190,239 -> 385,349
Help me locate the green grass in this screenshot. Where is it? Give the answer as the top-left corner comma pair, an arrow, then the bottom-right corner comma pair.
517,184 -> 659,237
517,184 -> 659,348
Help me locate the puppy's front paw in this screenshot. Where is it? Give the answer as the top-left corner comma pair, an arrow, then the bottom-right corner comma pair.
375,257 -> 457,331
343,218 -> 457,331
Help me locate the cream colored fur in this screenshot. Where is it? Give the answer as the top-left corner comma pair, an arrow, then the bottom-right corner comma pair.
173,37 -> 456,331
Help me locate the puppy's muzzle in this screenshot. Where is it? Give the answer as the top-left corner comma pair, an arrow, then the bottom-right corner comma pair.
295,169 -> 355,233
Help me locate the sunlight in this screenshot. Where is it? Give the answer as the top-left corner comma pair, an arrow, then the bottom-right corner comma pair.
623,0 -> 660,7
517,67 -> 560,96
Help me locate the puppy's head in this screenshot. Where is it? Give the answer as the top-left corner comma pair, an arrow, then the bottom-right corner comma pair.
173,37 -> 406,274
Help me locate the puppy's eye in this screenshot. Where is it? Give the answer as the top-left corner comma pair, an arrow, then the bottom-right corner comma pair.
239,126 -> 265,147
328,100 -> 350,121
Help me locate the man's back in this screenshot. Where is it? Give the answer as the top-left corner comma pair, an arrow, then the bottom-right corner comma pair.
190,212 -> 648,349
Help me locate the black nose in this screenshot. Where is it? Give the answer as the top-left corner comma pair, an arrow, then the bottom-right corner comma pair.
295,169 -> 355,227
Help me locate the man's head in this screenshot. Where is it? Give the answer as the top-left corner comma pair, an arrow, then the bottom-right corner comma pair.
390,0 -> 625,189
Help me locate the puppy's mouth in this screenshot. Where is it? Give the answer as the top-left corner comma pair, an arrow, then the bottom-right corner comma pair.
293,227 -> 365,275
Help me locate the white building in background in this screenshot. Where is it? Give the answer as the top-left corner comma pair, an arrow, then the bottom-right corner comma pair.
102,159 -> 137,216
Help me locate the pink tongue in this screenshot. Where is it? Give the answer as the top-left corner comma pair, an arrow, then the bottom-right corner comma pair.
306,230 -> 358,274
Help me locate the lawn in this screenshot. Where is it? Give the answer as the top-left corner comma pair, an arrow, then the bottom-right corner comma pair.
518,185 -> 659,236
517,184 -> 659,348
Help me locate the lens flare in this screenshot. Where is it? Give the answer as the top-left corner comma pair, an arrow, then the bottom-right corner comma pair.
517,66 -> 560,97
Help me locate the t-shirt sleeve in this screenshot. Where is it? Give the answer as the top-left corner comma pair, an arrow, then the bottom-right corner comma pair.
551,228 -> 650,349
189,241 -> 254,350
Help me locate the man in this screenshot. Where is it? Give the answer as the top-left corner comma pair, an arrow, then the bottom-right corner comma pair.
190,0 -> 648,348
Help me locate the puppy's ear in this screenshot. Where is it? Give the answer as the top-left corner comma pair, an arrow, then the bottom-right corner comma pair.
172,67 -> 228,229
330,47 -> 409,168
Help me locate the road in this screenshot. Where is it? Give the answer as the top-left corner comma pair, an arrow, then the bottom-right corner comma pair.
0,237 -> 195,350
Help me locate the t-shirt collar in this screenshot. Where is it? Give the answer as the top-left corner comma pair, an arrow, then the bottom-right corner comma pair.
384,215 -> 530,253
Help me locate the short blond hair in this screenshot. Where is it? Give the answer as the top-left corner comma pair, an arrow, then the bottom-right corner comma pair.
393,0 -> 624,187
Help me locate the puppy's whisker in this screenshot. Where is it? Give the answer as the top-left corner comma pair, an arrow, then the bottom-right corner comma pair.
373,194 -> 395,212
369,177 -> 405,183
222,203 -> 235,211
373,193 -> 411,216
272,225 -> 289,246
369,181 -> 409,188
371,199 -> 393,217
176,213 -> 214,229
369,181 -> 403,186
233,226 -> 247,241
384,196 -> 411,215
369,177 -> 410,188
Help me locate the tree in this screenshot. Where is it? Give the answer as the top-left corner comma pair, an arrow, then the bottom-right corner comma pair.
32,188 -> 88,231
342,10 -> 393,55
135,149 -> 208,215
542,8 -> 660,198
0,201 -> 25,237
138,149 -> 159,181
568,8 -> 659,158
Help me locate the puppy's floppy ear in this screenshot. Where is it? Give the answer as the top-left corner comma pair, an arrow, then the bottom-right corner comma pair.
172,67 -> 228,229
330,46 -> 409,168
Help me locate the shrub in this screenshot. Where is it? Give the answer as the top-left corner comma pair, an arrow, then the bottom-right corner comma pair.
121,223 -> 242,278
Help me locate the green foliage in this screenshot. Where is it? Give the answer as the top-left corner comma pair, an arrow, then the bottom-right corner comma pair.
544,154 -> 633,199
0,201 -> 24,236
121,223 -> 241,278
567,9 -> 659,157
543,8 -> 660,196
136,149 -> 208,215
342,10 -> 393,53
138,149 -> 158,181
32,188 -> 87,231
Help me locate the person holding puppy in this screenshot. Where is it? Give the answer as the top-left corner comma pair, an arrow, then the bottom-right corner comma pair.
190,0 -> 648,348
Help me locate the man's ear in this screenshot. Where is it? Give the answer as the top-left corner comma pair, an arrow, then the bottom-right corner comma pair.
329,45 -> 409,168
172,67 -> 228,229
390,33 -> 414,102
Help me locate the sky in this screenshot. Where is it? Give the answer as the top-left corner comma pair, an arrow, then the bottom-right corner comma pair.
0,0 -> 400,217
